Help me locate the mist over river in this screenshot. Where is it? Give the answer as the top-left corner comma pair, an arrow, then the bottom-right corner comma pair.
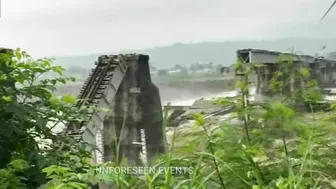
162,87 -> 336,107
162,90 -> 237,106
162,88 -> 256,106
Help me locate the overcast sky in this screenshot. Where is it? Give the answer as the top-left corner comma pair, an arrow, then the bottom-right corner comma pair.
1,0 -> 336,57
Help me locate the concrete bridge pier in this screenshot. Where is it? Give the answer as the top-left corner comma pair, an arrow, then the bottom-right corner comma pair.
325,63 -> 336,84
102,55 -> 165,166
137,55 -> 165,165
255,64 -> 276,101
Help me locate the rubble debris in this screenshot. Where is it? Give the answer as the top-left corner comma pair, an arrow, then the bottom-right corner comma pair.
165,99 -> 235,127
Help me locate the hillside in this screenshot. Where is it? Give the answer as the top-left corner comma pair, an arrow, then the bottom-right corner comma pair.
52,37 -> 336,69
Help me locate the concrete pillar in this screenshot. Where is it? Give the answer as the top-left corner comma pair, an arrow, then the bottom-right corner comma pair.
260,69 -> 271,96
256,67 -> 261,94
331,64 -> 336,81
103,71 -> 130,164
104,55 -> 165,167
137,55 -> 165,165
290,73 -> 295,94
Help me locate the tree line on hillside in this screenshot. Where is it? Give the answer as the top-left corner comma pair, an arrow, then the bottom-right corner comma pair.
59,50 -> 336,79
151,62 -> 234,76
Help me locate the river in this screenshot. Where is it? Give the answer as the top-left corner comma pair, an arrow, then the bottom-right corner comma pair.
165,88 -> 256,106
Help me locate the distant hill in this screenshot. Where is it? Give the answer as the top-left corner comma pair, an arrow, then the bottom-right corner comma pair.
52,37 -> 336,69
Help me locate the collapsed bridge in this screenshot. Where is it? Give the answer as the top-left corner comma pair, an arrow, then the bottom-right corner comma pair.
66,54 -> 165,166
236,48 -> 336,100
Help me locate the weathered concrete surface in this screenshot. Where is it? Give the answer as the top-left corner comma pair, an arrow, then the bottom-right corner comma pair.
237,48 -> 336,99
103,55 -> 165,166
165,99 -> 236,127
137,56 -> 165,165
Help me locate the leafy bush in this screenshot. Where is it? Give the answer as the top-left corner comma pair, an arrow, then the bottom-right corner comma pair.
0,48 -> 94,188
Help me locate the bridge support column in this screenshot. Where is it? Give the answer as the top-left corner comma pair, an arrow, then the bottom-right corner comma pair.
330,64 -> 336,82
104,55 -> 165,166
255,65 -> 274,101
137,55 -> 165,165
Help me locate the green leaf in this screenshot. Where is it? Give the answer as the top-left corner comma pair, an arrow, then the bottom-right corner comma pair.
299,67 -> 310,77
62,95 -> 77,104
55,183 -> 66,189
0,75 -> 7,80
2,96 -> 12,102
42,165 -> 71,177
67,182 -> 87,189
193,112 -> 205,127
8,159 -> 29,171
69,77 -> 76,82
15,49 -> 22,61
51,66 -> 65,76
252,185 -> 260,189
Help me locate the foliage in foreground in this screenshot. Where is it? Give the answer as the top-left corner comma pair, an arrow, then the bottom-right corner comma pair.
0,49 -> 94,188
2,49 -> 336,189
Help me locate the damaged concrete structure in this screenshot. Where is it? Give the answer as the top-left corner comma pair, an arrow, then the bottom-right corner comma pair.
66,54 -> 165,166
165,99 -> 234,128
236,49 -> 336,100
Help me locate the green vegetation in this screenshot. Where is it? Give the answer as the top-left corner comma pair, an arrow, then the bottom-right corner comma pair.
0,49 -> 95,188
3,48 -> 336,188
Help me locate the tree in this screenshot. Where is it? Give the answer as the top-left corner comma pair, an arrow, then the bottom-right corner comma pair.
0,48 -> 93,188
